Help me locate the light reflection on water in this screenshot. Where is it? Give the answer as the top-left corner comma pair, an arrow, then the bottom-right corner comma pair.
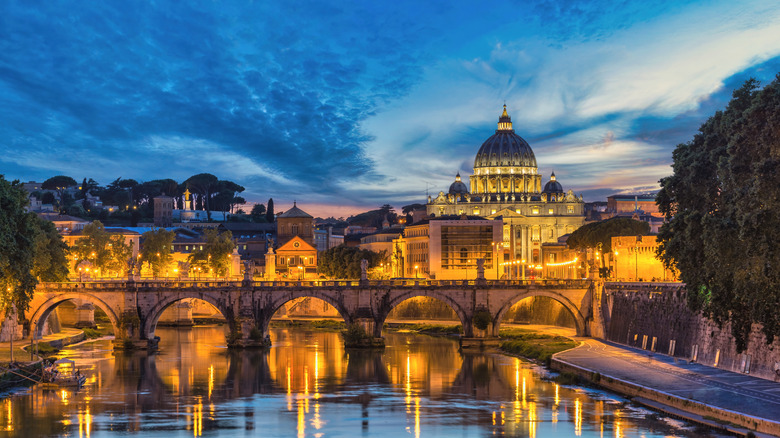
3,326 -> 713,437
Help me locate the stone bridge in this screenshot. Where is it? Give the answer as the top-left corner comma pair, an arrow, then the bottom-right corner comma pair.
24,278 -> 601,350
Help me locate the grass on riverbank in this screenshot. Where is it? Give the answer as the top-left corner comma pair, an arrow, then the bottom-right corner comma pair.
385,323 -> 462,335
269,319 -> 346,330
498,328 -> 578,364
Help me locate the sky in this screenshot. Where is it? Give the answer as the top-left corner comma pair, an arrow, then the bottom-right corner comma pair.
2,1 -> 780,218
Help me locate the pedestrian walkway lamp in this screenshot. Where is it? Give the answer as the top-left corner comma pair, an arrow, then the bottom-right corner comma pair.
521,259 -> 526,281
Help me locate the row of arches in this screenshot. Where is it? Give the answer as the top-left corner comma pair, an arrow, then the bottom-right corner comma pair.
27,290 -> 585,347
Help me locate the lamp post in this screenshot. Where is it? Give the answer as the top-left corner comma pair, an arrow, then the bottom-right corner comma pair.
521,259 -> 526,281
414,265 -> 419,279
635,235 -> 642,282
613,251 -> 619,280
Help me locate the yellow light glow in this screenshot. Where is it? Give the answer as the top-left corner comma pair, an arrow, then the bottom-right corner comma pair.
575,398 -> 582,436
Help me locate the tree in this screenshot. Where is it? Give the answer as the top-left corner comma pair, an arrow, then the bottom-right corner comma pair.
184,173 -> 219,221
140,228 -> 175,277
41,175 -> 77,202
0,177 -> 44,313
266,198 -> 275,223
71,221 -> 133,278
188,229 -> 235,277
250,203 -> 266,222
347,205 -> 397,228
41,192 -> 56,205
317,246 -> 386,279
77,177 -> 99,204
31,217 -> 70,282
567,217 -> 650,254
656,76 -> 780,351
218,180 -> 245,214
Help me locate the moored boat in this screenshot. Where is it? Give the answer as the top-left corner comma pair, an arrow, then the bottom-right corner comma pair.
42,358 -> 86,388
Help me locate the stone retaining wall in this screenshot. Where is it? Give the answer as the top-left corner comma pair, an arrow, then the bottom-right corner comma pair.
605,286 -> 780,382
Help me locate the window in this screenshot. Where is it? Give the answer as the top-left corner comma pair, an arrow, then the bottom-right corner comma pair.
548,208 -> 554,214
567,205 -> 574,214
531,207 -> 539,215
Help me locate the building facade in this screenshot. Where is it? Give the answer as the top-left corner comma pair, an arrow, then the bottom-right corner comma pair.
427,106 -> 586,277
276,202 -> 314,248
392,216 -> 503,280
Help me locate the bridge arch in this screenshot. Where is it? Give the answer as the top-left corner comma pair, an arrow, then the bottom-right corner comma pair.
377,290 -> 471,337
143,293 -> 235,342
28,292 -> 120,340
494,290 -> 587,337
262,291 -> 353,334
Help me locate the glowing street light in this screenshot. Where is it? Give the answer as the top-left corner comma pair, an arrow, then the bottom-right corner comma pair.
614,251 -> 619,280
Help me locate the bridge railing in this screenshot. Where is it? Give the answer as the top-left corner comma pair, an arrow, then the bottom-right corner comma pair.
39,278 -> 596,290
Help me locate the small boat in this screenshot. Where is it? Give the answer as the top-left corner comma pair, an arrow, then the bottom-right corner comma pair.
42,358 -> 86,388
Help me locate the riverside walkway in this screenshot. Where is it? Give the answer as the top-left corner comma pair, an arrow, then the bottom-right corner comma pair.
552,338 -> 780,437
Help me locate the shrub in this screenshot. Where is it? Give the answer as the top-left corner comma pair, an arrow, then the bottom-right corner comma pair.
472,310 -> 492,331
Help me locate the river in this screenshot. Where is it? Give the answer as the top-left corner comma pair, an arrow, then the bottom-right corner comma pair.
1,326 -> 726,437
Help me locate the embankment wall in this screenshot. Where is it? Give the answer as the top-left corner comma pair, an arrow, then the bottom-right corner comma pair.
605,286 -> 780,382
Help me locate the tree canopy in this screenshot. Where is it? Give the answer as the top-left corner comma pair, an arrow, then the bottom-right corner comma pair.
317,246 -> 387,279
266,198 -> 275,223
71,221 -> 134,278
42,175 -> 77,191
188,229 -> 235,277
566,217 -> 650,254
140,228 -> 175,277
656,76 -> 780,351
0,177 -> 69,313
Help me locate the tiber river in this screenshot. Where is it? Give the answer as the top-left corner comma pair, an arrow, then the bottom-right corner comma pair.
2,326 -> 727,437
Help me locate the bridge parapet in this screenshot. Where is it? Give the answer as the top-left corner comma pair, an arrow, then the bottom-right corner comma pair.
40,278 -> 593,291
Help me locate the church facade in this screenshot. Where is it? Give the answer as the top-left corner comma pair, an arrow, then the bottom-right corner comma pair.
427,106 -> 585,274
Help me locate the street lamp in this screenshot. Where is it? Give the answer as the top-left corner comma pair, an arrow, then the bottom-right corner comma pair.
414,265 -> 419,279
521,259 -> 526,281
613,251 -> 619,280
635,235 -> 642,282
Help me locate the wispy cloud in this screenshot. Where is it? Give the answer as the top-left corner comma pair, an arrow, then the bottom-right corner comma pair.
1,0 -> 779,209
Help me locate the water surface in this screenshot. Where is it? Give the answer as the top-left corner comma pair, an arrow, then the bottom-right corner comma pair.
3,326 -> 720,437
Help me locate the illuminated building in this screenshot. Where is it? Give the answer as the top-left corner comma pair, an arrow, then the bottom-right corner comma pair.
611,235 -> 677,282
277,202 -> 315,247
427,106 -> 585,277
274,236 -> 318,280
392,216 -> 503,279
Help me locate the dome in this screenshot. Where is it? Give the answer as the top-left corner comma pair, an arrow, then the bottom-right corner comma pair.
448,173 -> 469,195
474,105 -> 537,170
543,171 -> 563,193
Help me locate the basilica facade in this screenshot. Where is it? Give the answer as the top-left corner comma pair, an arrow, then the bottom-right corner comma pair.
427,106 -> 585,271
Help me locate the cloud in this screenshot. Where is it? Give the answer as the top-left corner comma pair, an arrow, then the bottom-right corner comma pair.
1,1 -> 779,210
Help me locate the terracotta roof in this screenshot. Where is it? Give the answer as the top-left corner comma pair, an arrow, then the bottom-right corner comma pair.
278,202 -> 313,218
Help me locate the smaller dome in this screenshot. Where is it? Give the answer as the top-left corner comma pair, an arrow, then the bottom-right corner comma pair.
449,173 -> 469,195
543,171 -> 563,193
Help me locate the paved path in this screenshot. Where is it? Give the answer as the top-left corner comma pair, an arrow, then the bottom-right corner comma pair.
0,328 -> 85,363
555,338 -> 780,435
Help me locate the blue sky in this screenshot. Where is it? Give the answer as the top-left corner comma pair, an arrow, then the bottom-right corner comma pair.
2,1 -> 779,217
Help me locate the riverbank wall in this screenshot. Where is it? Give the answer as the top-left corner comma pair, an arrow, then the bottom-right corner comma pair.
604,284 -> 780,382
550,355 -> 780,436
